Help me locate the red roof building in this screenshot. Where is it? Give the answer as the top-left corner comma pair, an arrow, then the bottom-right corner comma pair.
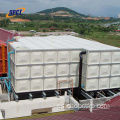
0,28 -> 22,42
116,30 -> 120,32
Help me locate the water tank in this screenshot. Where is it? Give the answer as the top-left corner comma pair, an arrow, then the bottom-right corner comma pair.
9,36 -> 120,93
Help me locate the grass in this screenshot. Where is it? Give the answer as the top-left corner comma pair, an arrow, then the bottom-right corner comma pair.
22,33 -> 34,36
82,32 -> 120,48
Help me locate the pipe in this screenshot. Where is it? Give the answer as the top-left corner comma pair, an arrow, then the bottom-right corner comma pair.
8,51 -> 15,79
7,38 -> 15,54
7,39 -> 15,46
5,79 -> 11,92
0,77 -> 9,80
78,51 -> 86,101
10,83 -> 19,101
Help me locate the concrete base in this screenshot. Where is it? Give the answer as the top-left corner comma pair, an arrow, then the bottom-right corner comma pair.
0,110 -> 3,119
0,94 -> 79,119
0,85 -> 2,95
0,94 -> 9,102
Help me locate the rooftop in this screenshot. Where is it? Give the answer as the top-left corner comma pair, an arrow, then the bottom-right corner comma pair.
11,36 -> 120,51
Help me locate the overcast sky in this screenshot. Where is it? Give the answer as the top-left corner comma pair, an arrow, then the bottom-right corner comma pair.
0,0 -> 120,17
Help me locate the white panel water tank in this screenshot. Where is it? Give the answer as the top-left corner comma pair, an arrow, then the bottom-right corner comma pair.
82,50 -> 120,91
9,36 -> 120,93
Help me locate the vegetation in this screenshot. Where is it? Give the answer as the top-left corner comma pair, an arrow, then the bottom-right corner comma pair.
37,7 -> 87,17
16,14 -> 53,21
0,19 -> 11,27
83,32 -> 120,47
74,23 -> 117,35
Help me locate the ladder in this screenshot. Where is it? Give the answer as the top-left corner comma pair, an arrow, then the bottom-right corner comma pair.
1,45 -> 5,74
57,79 -> 73,96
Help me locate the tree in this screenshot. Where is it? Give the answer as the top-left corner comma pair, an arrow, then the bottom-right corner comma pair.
0,19 -> 11,27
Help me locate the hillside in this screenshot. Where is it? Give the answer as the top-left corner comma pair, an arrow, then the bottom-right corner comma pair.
37,7 -> 87,17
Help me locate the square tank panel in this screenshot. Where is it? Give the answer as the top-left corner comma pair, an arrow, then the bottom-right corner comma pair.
44,65 -> 56,77
100,52 -> 112,64
99,78 -> 110,90
87,65 -> 99,78
100,65 -> 111,77
31,79 -> 43,91
57,64 -> 69,76
70,50 -> 81,62
57,77 -> 70,89
88,52 -> 100,64
16,52 -> 30,65
31,51 -> 43,64
82,77 -> 98,91
44,78 -> 57,90
58,51 -> 69,63
15,79 -> 30,93
112,52 -> 120,63
44,51 -> 57,63
70,64 -> 79,75
110,77 -> 120,89
70,76 -> 79,87
16,66 -> 30,79
111,64 -> 120,76
31,65 -> 43,78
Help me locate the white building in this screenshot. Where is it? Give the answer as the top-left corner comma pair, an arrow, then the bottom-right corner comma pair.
118,14 -> 120,18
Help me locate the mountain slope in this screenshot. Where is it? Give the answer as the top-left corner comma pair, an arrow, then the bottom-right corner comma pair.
37,7 -> 86,17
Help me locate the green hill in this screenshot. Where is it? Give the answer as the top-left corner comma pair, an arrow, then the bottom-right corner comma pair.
37,7 -> 87,17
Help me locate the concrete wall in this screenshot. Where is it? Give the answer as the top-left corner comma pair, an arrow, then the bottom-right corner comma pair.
0,96 -> 66,119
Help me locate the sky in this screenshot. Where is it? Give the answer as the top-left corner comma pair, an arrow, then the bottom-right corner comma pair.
0,0 -> 120,17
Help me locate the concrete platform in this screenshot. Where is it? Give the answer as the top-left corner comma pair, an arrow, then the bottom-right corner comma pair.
0,94 -> 79,119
